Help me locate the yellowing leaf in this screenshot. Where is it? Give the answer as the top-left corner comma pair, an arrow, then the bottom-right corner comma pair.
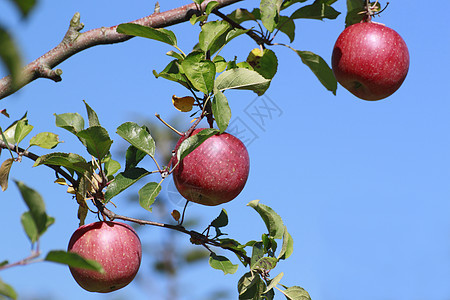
172,95 -> 195,112
66,186 -> 76,194
55,178 -> 67,185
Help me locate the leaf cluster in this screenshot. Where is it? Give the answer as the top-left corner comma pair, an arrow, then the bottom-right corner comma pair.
204,200 -> 309,300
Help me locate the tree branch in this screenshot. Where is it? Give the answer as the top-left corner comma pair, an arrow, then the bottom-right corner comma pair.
100,204 -> 251,265
0,139 -> 77,187
0,0 -> 243,100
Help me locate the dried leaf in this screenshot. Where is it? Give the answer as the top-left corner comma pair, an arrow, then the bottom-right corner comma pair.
0,158 -> 14,191
171,210 -> 181,222
172,95 -> 195,112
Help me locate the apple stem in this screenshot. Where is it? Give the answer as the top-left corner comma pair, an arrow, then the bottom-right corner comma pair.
178,200 -> 190,226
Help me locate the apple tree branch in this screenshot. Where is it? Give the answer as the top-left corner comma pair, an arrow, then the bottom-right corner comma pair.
0,0 -> 243,100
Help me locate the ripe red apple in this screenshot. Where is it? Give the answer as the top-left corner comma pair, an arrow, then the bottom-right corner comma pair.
67,221 -> 142,293
172,128 -> 250,206
332,22 -> 409,100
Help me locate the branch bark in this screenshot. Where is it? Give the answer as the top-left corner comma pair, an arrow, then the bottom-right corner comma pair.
0,0 -> 243,100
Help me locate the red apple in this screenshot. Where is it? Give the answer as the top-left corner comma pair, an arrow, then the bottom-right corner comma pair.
332,22 -> 409,100
172,128 -> 250,206
67,221 -> 142,293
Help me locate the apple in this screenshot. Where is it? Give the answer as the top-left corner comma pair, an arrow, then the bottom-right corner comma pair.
331,21 -> 409,100
172,128 -> 250,206
67,221 -> 142,293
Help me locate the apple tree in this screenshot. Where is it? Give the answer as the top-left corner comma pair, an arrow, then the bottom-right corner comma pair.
0,0 -> 408,299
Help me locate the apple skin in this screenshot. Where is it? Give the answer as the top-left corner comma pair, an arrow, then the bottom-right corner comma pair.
332,22 -> 409,100
172,128 -> 250,206
67,221 -> 142,293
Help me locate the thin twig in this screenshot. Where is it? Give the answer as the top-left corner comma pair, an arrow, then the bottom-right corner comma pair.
213,9 -> 267,45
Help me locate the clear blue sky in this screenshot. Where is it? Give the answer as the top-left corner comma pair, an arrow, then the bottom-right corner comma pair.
1,0 -> 450,299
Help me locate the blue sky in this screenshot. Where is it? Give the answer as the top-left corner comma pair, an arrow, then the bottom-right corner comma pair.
1,0 -> 450,299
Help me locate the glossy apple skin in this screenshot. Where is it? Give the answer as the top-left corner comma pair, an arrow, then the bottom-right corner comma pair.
332,22 -> 409,100
172,128 -> 250,206
67,221 -> 142,293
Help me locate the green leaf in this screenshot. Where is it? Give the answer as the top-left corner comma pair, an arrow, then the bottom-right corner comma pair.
0,158 -> 13,191
247,200 -> 285,239
33,152 -> 91,175
166,50 -> 184,60
117,122 -> 156,157
190,14 -> 208,25
281,286 -> 311,300
294,50 -> 337,95
103,155 -> 121,179
116,23 -> 177,46
211,209 -> 228,228
14,119 -> 33,145
45,250 -> 104,273
213,55 -> 227,73
83,100 -> 100,127
345,0 -> 365,27
247,48 -> 278,80
1,113 -> 27,144
226,28 -> 250,45
278,226 -> 294,260
104,167 -> 151,202
238,272 -> 273,299
8,0 -> 37,17
181,51 -> 216,94
260,0 -> 283,32
252,256 -> 278,271
265,272 -> 284,293
208,253 -> 238,274
290,0 -> 340,20
281,0 -> 308,10
262,233 -> 277,254
250,242 -> 265,269
199,21 -> 231,54
125,145 -> 147,170
29,132 -> 61,149
54,112 -> 85,135
0,27 -> 22,92
236,61 -> 254,70
76,126 -> 113,160
215,68 -> 271,96
15,181 -> 51,235
219,239 -> 249,266
153,60 -> 191,90
0,277 -> 17,300
227,8 -> 259,25
176,128 -> 219,162
238,272 -> 261,296
211,90 -> 231,133
276,16 -> 296,43
205,1 -> 219,15
138,181 -> 162,212
20,211 -> 38,243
